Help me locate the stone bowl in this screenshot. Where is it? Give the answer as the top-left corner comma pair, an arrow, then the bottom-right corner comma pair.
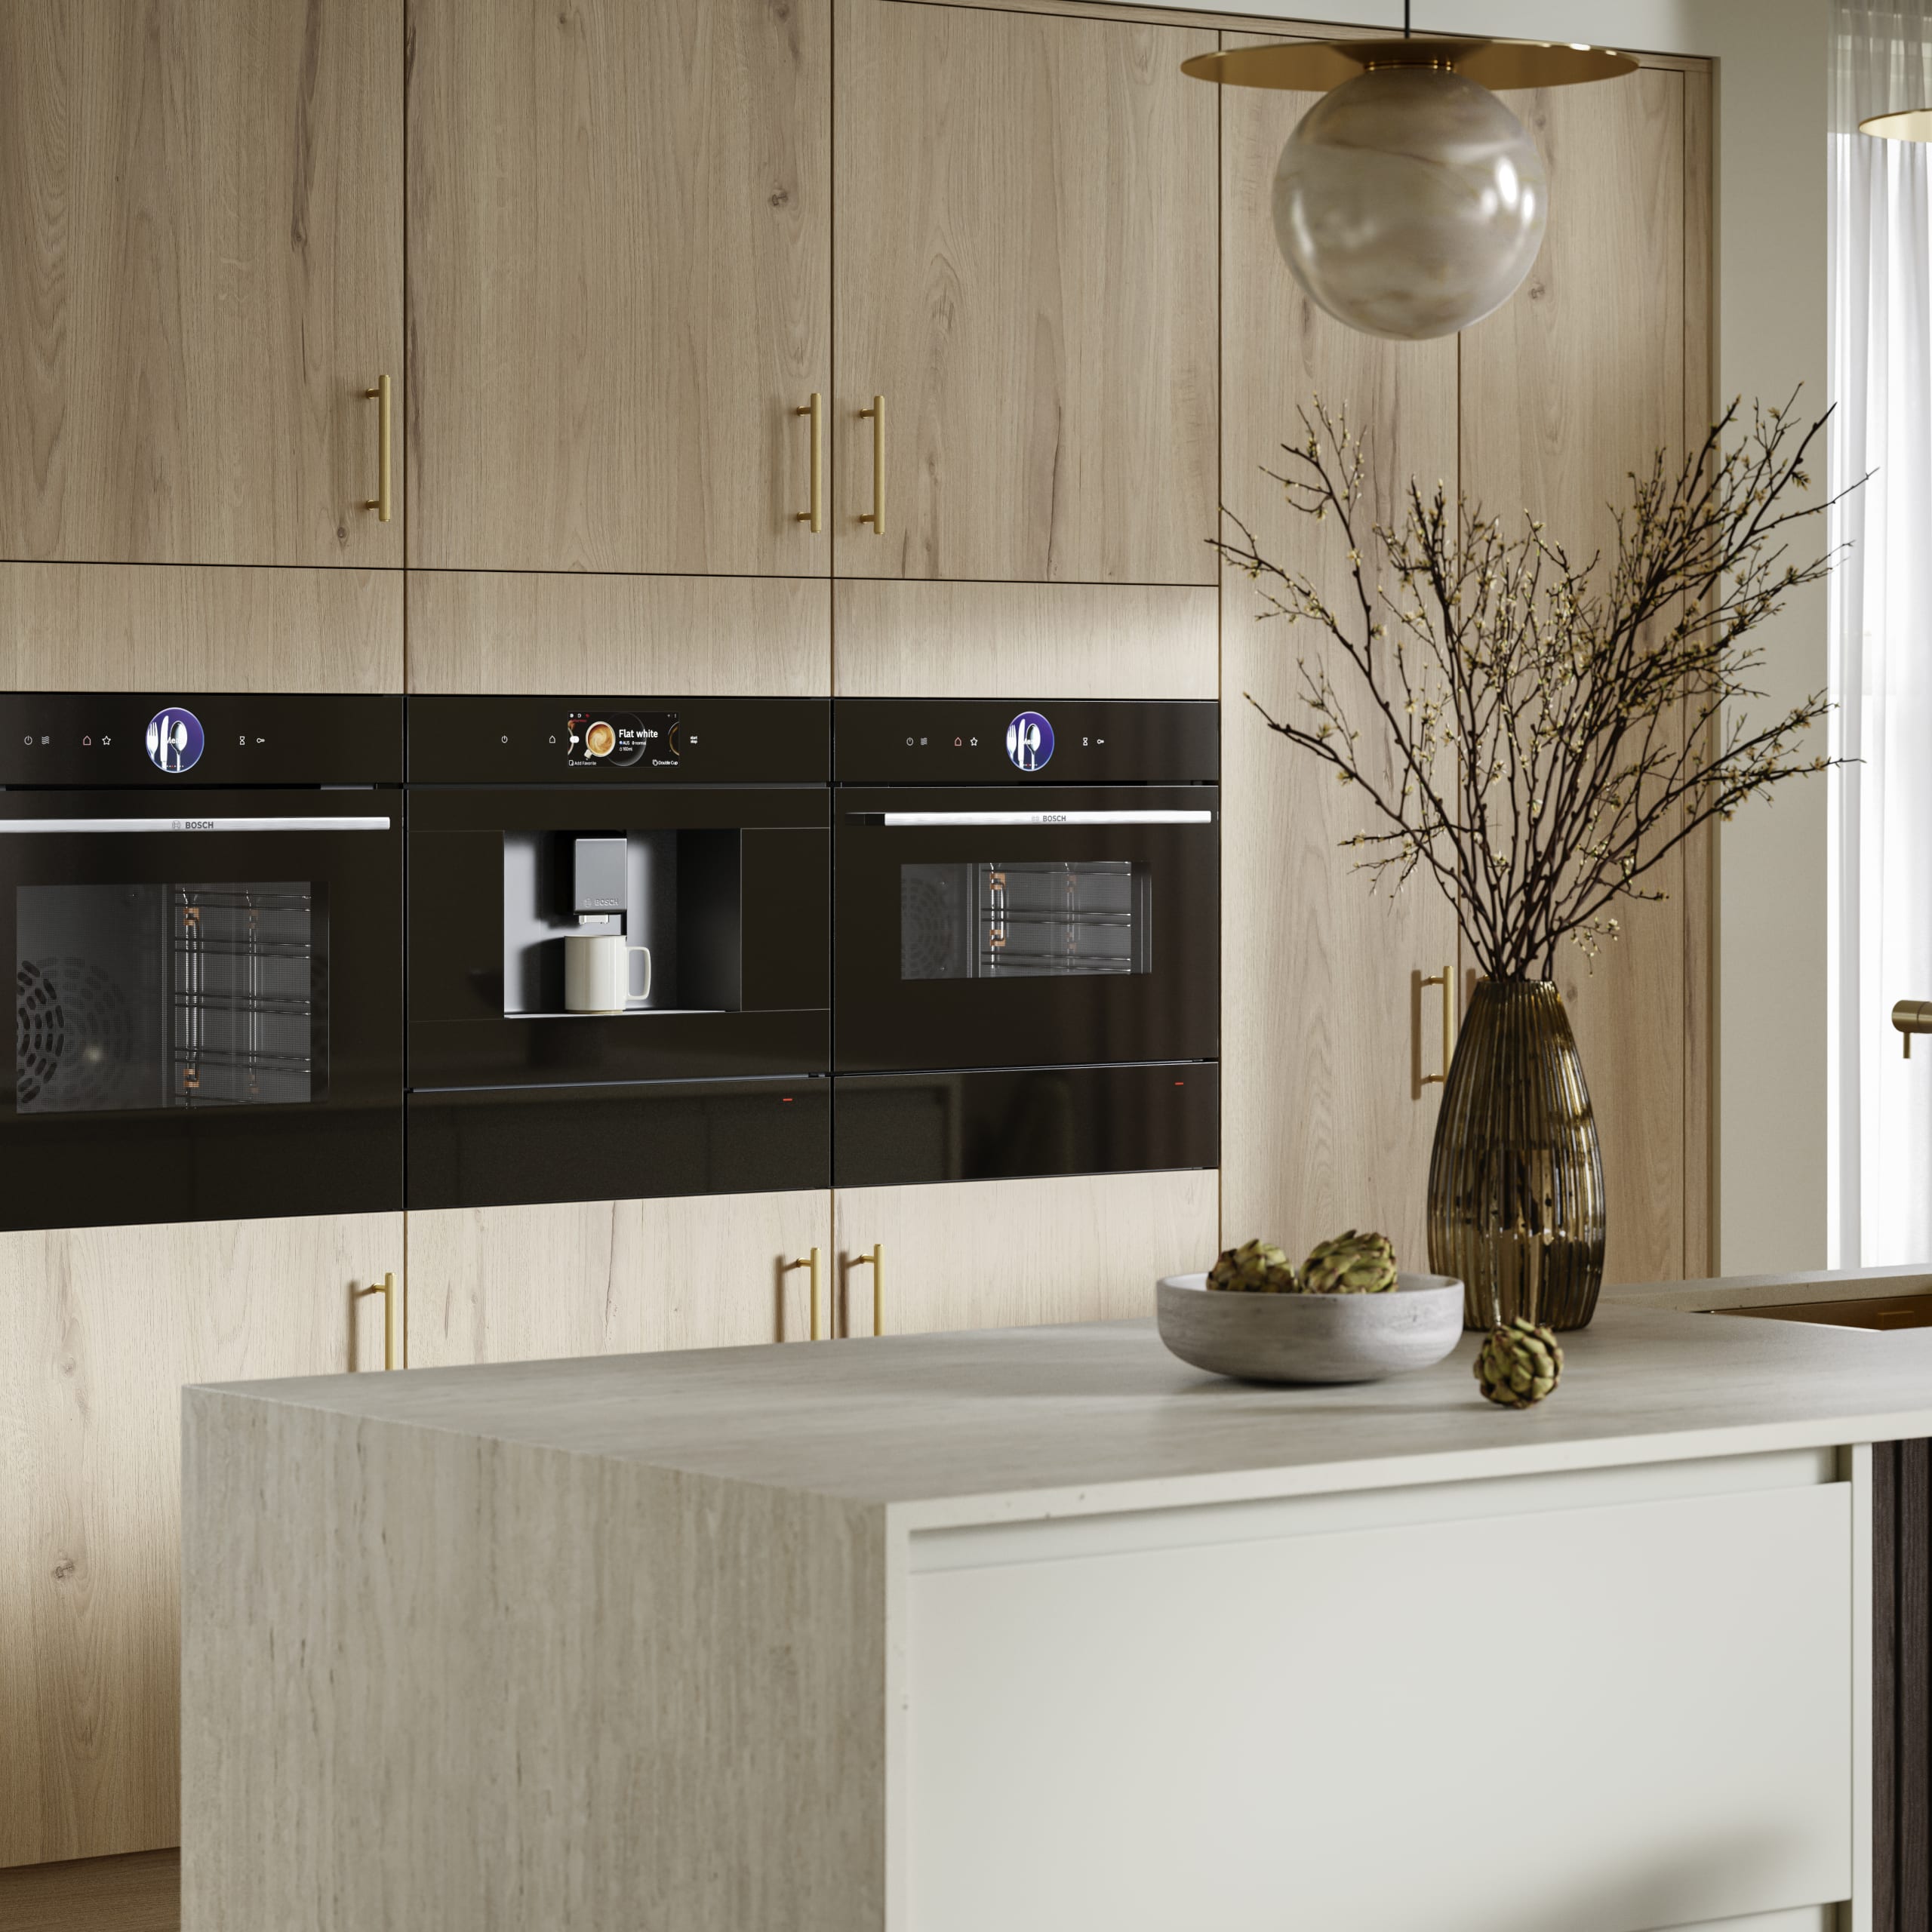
1155,1272 -> 1465,1385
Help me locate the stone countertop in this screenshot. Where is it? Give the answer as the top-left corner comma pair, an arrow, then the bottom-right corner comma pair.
191,1281 -> 1932,1529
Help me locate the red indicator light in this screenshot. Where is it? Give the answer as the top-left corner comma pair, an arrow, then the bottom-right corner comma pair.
780,1097 -> 793,1104
1174,1081 -> 1185,1087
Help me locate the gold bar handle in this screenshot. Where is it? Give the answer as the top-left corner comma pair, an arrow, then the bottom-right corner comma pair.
364,374 -> 392,523
784,1247 -> 825,1340
355,1271 -> 398,1371
795,393 -> 823,534
858,395 -> 884,535
848,1243 -> 884,1337
1420,967 -> 1454,1088
1894,1000 -> 1932,1059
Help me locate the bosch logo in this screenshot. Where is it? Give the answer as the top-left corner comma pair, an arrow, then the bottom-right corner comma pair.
1006,711 -> 1054,772
146,706 -> 205,774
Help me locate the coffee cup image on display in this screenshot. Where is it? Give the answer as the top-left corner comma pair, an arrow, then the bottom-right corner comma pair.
586,720 -> 617,757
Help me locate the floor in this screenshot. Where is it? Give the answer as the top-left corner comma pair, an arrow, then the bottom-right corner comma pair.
0,1849 -> 180,1931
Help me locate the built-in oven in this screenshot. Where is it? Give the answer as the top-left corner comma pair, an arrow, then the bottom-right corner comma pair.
405,697 -> 831,1209
0,694 -> 403,1232
832,700 -> 1220,1188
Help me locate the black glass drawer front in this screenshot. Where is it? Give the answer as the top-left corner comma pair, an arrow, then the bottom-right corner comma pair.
408,696 -> 829,785
834,699 -> 1218,785
832,1062 -> 1218,1188
408,1078 -> 829,1211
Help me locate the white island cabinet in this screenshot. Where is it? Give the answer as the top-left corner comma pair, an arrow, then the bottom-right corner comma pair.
180,1290 -> 1932,1932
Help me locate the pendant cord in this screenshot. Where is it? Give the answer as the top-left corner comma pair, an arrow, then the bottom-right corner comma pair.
1404,0 -> 1411,35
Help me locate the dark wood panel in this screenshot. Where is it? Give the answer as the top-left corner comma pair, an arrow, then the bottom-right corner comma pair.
1875,1438 -> 1932,1932
0,1848 -> 177,1931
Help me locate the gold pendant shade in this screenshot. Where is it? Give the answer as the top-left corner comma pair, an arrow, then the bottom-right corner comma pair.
1180,38 -> 1638,94
1861,107 -> 1932,140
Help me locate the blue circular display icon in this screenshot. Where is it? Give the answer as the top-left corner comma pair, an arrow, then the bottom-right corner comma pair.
146,706 -> 205,774
1005,710 -> 1054,772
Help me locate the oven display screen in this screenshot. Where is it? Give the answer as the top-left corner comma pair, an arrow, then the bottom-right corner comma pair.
900,861 -> 1151,980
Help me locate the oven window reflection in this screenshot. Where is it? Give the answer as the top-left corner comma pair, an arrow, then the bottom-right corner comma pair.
900,861 -> 1151,980
16,882 -> 321,1114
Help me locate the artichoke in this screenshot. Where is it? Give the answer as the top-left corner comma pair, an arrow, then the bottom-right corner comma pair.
1299,1229 -> 1398,1294
1207,1238 -> 1297,1294
1475,1317 -> 1564,1408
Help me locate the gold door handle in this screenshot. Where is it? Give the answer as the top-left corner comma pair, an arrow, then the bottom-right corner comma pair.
355,1271 -> 398,1371
857,395 -> 884,535
848,1243 -> 884,1337
795,393 -> 823,534
1420,967 -> 1454,1088
364,374 -> 392,523
784,1247 -> 825,1340
1895,1000 -> 1932,1059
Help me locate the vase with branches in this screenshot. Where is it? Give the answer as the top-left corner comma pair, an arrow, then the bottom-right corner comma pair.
1217,395 -> 1844,1327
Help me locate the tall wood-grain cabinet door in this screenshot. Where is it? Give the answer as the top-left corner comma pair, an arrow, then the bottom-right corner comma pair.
1460,65 -> 1712,1285
0,1213 -> 401,1869
0,0 -> 403,566
832,0 -> 1218,583
407,0 -> 831,574
405,1193 -> 835,1367
832,1172 -> 1217,1338
1217,42 -> 1460,1265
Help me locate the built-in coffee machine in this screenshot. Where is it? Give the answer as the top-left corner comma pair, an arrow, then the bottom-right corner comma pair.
405,697 -> 830,1209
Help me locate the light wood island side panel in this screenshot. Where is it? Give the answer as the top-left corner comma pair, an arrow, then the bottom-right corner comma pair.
0,1212 -> 401,1870
0,564 -> 402,694
406,572 -> 830,696
407,1193 -> 835,1368
833,0 -> 1218,583
1460,68 -> 1693,1287
833,580 -> 1217,698
834,1170 -> 1218,1338
1217,42 -> 1458,1265
0,0 -> 403,567
406,0 -> 830,575
182,1392 -> 885,1932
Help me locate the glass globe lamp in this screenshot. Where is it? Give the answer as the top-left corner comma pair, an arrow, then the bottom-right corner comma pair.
1273,66 -> 1547,342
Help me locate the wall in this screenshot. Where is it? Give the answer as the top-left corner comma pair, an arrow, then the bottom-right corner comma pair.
1161,0 -> 1832,1272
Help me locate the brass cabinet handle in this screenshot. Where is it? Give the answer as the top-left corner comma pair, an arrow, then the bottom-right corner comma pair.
785,1247 -> 825,1340
355,1270 -> 398,1371
795,393 -> 823,534
848,1243 -> 884,1336
857,395 -> 884,534
1420,967 -> 1454,1088
1895,1000 -> 1932,1059
364,374 -> 392,522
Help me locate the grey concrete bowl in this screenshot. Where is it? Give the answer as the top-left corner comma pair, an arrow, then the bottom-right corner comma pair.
1156,1272 -> 1465,1385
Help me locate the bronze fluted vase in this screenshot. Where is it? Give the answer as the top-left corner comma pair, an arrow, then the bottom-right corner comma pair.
1426,980 -> 1606,1331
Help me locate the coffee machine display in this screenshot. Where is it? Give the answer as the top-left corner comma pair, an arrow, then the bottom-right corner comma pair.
405,697 -> 830,1211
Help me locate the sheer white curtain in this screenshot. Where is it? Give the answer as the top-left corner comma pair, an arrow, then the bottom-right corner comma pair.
1832,1 -> 1932,1264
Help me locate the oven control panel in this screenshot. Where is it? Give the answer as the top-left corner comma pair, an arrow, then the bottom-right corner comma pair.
833,700 -> 1219,785
0,694 -> 403,786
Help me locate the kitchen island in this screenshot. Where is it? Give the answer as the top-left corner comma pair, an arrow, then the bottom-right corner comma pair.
181,1280 -> 1932,1932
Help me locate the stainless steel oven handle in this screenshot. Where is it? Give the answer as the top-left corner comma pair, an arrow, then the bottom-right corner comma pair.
870,810 -> 1215,827
0,816 -> 392,833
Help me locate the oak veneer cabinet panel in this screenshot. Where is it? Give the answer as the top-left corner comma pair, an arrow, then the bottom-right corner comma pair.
0,564 -> 401,694
1217,47 -> 1458,1265
0,1847 -> 180,1931
833,0 -> 1218,584
1460,67 -> 1700,1287
832,1170 -> 1218,1337
406,0 -> 829,575
832,580 -> 1217,698
0,1212 -> 402,1870
405,571 -> 829,696
181,1393 -> 884,1932
0,0 -> 403,567
406,1192 -> 835,1367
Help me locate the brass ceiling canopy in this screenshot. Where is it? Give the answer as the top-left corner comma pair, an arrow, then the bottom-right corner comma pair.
1180,38 -> 1638,94
1861,106 -> 1932,140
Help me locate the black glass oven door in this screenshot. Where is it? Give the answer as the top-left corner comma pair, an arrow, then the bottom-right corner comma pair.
0,795 -> 402,1232
834,786 -> 1218,1073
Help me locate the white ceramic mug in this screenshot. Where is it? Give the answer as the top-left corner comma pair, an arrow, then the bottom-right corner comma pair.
564,934 -> 651,1014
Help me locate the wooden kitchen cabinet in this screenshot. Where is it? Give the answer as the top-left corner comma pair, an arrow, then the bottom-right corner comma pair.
0,0 -> 403,568
405,1193 -> 835,1367
406,0 -> 831,575
0,1212 -> 401,1869
1217,45 -> 1460,1266
832,1171 -> 1219,1338
1460,64 -> 1713,1285
832,0 -> 1219,584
